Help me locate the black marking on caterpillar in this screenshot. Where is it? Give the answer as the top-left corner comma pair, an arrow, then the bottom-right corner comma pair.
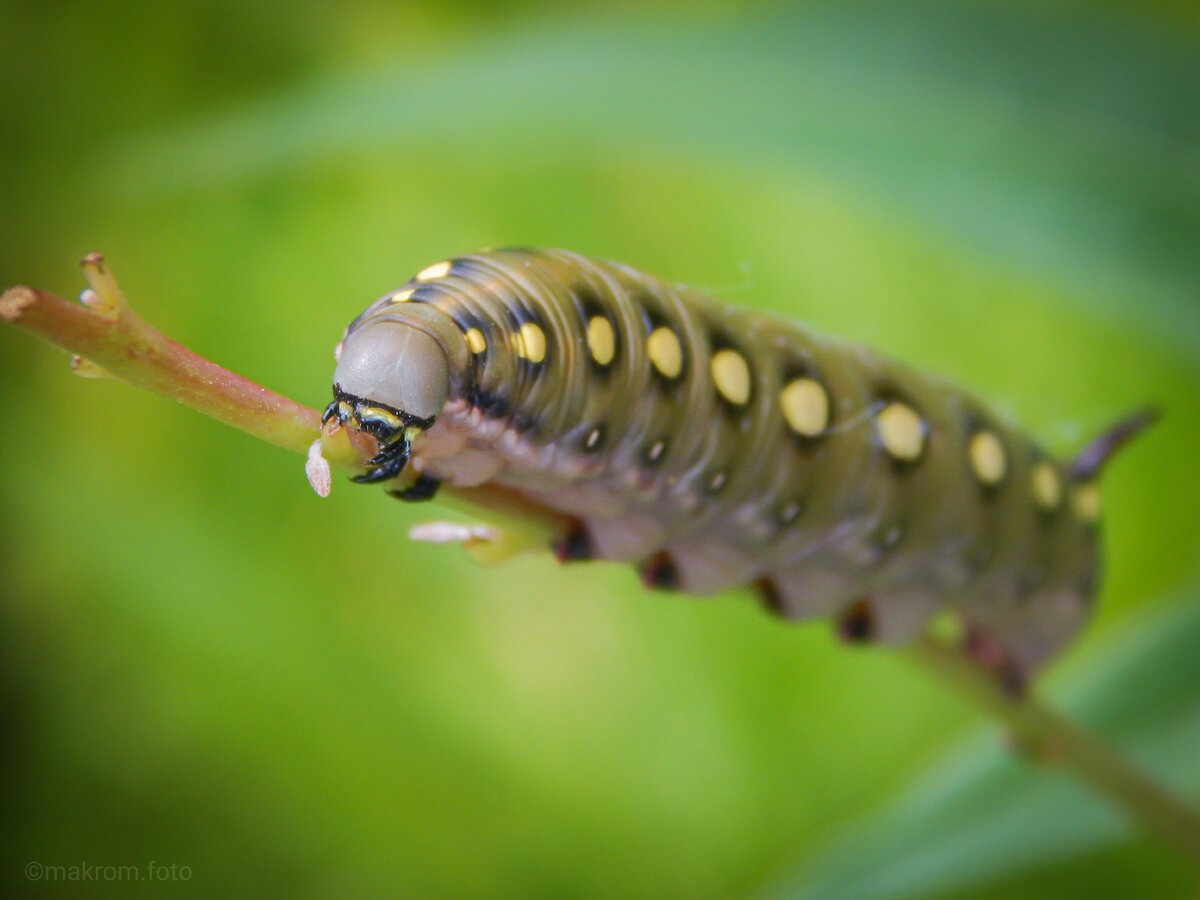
838,599 -> 875,643
328,248 -> 1156,681
553,523 -> 593,563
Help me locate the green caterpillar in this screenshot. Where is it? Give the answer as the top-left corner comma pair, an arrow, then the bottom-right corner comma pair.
324,248 -> 1150,685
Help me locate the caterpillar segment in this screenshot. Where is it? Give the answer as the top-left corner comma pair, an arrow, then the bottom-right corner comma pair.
325,248 -> 1148,680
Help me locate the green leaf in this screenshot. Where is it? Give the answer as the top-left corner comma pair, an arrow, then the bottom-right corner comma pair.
761,580 -> 1200,899
117,1 -> 1200,355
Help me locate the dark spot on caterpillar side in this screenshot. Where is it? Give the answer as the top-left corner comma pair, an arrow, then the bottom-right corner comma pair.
966,544 -> 994,574
582,424 -> 606,453
874,523 -> 905,556
641,552 -> 679,591
511,412 -> 539,435
706,470 -> 728,494
644,439 -> 668,467
553,523 -> 592,563
485,394 -> 508,417
1015,568 -> 1046,602
469,388 -> 508,419
778,499 -> 804,528
838,599 -> 875,643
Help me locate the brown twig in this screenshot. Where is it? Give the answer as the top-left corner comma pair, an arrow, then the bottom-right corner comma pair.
1,254 -> 570,554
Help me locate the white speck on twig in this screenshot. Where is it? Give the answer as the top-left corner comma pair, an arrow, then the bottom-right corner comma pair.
305,439 -> 332,498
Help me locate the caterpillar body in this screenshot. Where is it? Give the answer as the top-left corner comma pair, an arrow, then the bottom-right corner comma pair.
325,248 -> 1145,682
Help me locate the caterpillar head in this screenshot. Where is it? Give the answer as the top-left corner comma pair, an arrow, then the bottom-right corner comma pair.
324,320 -> 449,483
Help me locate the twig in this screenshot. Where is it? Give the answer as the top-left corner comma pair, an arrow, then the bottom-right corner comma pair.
0,254 -> 570,555
905,634 -> 1200,862
4,254 -> 1200,863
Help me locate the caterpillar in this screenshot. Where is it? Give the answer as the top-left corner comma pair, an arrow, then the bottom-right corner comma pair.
324,248 -> 1152,686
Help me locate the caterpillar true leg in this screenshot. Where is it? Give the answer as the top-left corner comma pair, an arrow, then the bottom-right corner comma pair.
389,474 -> 442,502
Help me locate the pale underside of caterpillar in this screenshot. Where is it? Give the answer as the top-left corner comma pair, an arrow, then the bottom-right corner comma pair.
325,248 -> 1143,684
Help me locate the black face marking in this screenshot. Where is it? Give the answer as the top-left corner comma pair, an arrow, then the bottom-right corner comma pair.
838,599 -> 875,643
640,552 -> 679,591
388,474 -> 441,503
324,384 -> 434,485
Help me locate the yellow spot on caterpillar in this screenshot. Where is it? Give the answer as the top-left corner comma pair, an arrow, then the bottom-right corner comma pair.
876,401 -> 926,462
710,349 -> 752,405
415,261 -> 452,282
587,316 -> 615,366
1032,461 -> 1063,511
389,288 -> 415,304
516,322 -> 546,364
780,378 -> 829,437
1072,483 -> 1101,523
464,327 -> 487,354
969,430 -> 1007,486
647,327 -> 683,379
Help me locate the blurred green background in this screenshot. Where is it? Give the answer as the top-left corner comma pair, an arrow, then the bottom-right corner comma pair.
2,1 -> 1199,896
